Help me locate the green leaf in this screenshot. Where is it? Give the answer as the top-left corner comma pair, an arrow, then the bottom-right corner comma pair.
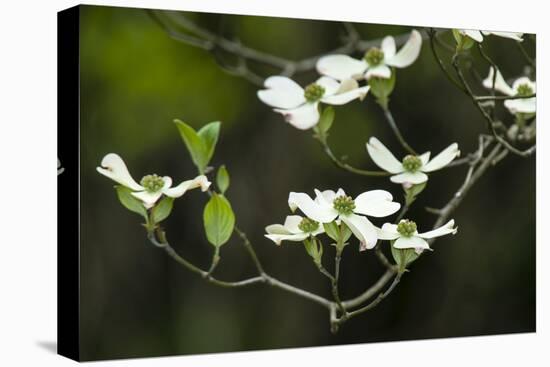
369,72 -> 396,109
341,223 -> 353,242
152,197 -> 174,224
404,181 -> 427,206
197,121 -> 220,167
115,185 -> 147,219
391,244 -> 419,273
323,222 -> 340,241
303,238 -> 316,258
174,119 -> 208,173
216,165 -> 230,194
318,107 -> 335,135
203,193 -> 235,247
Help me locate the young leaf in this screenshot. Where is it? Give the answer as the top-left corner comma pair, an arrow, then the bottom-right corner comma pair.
404,181 -> 427,206
197,121 -> 221,167
203,193 -> 235,247
323,222 -> 340,242
152,197 -> 174,224
318,107 -> 335,135
174,119 -> 207,174
115,186 -> 147,219
391,244 -> 419,273
216,165 -> 230,194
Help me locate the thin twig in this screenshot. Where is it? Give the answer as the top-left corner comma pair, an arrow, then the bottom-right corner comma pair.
382,108 -> 417,155
342,268 -> 396,309
427,28 -> 467,94
318,137 -> 391,177
148,231 -> 333,308
516,41 -> 536,69
451,55 -> 536,157
474,94 -> 536,101
339,273 -> 402,323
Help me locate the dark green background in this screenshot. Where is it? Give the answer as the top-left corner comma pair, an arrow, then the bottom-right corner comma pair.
78,5 -> 535,361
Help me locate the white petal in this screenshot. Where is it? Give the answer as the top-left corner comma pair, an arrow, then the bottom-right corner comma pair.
460,30 -> 484,42
422,143 -> 460,172
164,175 -> 211,198
341,214 -> 379,251
365,64 -> 392,80
482,67 -> 515,96
335,188 -> 346,197
321,86 -> 370,105
315,76 -> 340,96
390,171 -> 428,185
366,137 -> 404,174
393,236 -> 430,250
283,215 -> 304,234
265,224 -> 291,235
419,151 -> 431,166
257,76 -> 305,109
378,223 -> 401,240
265,233 -> 309,246
354,190 -> 400,218
417,219 -> 457,239
381,36 -> 396,59
316,55 -> 367,81
504,98 -> 536,114
313,189 -> 337,210
385,29 -> 422,68
483,31 -> 523,42
96,153 -> 144,191
288,192 -> 338,223
512,77 -> 536,93
132,190 -> 163,209
274,103 -> 320,130
336,78 -> 360,93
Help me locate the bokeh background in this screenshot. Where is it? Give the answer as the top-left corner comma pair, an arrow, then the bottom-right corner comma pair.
78,5 -> 535,361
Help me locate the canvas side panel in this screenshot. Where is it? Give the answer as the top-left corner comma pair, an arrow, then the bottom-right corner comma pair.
57,5 -> 80,362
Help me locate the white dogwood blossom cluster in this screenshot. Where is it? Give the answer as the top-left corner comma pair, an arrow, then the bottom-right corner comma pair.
95,22 -> 535,331
258,30 -> 422,129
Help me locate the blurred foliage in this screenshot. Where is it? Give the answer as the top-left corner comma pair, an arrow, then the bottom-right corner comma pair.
78,5 -> 535,361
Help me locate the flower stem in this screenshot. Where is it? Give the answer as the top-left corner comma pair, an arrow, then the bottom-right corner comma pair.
382,107 -> 417,155
317,137 -> 391,177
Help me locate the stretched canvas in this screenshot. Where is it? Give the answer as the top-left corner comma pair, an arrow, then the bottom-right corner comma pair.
58,4 -> 536,362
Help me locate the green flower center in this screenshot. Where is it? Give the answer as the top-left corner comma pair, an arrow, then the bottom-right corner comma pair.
298,217 -> 320,233
397,219 -> 417,237
516,83 -> 533,97
364,47 -> 385,66
402,155 -> 422,172
304,83 -> 325,102
140,174 -> 165,193
333,195 -> 356,215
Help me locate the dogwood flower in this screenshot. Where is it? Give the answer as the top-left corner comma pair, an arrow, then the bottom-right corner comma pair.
456,29 -> 524,43
97,153 -> 211,209
316,29 -> 422,81
482,67 -> 536,115
378,219 -> 457,252
366,137 -> 459,186
257,76 -> 369,130
288,188 -> 400,251
265,215 -> 324,245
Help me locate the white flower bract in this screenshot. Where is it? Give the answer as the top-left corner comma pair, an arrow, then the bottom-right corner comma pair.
264,215 -> 324,245
482,67 -> 536,115
257,76 -> 369,130
316,29 -> 422,81
366,137 -> 460,186
378,219 -> 457,253
457,29 -> 524,43
287,188 -> 400,251
97,153 -> 211,209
